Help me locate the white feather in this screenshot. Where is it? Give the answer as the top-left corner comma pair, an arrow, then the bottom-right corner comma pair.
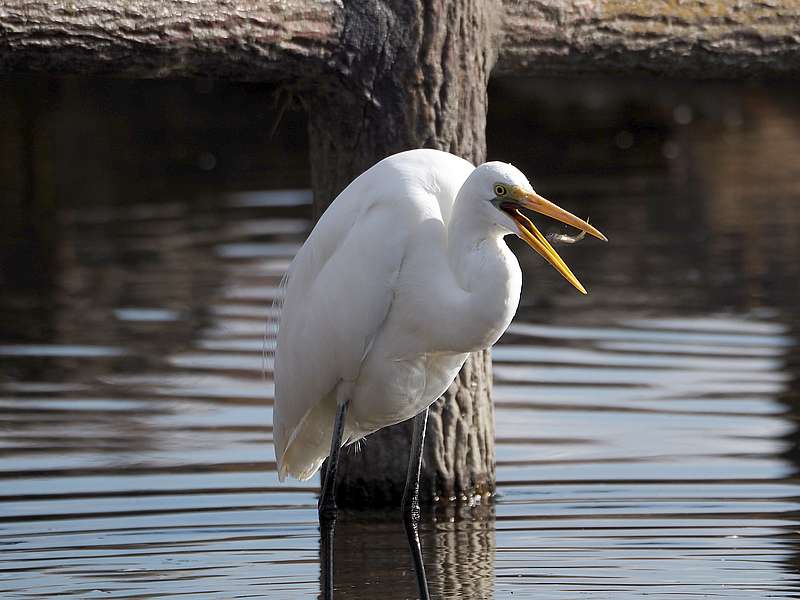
274,149 -> 532,480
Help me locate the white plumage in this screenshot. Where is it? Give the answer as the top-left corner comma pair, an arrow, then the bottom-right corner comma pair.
273,149 -> 605,481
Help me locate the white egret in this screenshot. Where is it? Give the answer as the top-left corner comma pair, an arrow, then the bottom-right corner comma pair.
273,149 -> 606,521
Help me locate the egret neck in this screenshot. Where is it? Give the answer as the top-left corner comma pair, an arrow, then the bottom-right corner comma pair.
443,184 -> 523,353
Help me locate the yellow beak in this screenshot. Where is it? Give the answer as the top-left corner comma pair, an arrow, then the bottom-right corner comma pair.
505,190 -> 607,295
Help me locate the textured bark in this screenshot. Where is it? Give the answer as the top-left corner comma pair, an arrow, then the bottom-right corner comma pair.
307,0 -> 499,506
2,1 -> 800,80
0,0 -> 341,79
499,0 -> 800,78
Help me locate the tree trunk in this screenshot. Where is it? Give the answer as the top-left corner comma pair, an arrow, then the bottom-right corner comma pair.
306,0 -> 500,506
2,1 -> 800,80
0,0 -> 340,80
498,0 -> 800,78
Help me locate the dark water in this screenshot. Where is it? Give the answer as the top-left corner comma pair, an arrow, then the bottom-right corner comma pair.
1,79 -> 800,598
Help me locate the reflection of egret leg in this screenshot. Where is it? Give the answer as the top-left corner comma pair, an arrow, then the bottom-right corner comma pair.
320,517 -> 334,600
319,399 -> 349,600
402,408 -> 430,600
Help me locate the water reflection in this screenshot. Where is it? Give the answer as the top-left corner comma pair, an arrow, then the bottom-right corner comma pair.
324,506 -> 495,600
1,77 -> 800,598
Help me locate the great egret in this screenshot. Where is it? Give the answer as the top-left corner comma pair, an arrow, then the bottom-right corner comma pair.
272,147 -> 605,538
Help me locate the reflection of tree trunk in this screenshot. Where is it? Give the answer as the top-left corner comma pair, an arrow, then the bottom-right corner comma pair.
0,80 -> 58,341
430,504 -> 496,599
307,0 -> 499,507
330,506 -> 495,599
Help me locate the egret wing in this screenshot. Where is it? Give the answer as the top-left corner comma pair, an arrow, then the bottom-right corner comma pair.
273,149 -> 475,480
274,178 -> 416,479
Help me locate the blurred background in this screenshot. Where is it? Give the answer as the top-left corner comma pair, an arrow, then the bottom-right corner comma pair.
1,76 -> 799,598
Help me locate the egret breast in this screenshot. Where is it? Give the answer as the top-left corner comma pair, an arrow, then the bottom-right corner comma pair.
347,346 -> 468,438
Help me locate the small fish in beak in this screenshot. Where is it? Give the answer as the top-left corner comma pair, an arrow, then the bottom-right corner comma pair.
547,219 -> 591,245
500,189 -> 607,295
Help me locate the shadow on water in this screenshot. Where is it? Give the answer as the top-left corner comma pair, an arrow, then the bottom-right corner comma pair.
1,76 -> 800,598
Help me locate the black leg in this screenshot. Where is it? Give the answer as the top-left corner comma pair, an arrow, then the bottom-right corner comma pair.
319,399 -> 349,517
320,512 -> 335,600
402,408 -> 430,600
319,399 -> 349,600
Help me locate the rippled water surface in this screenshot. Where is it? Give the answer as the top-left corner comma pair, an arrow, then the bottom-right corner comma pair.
2,81 -> 800,598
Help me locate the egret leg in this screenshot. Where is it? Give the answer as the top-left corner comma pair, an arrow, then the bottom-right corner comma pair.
319,398 -> 349,518
319,398 -> 348,600
401,408 -> 430,600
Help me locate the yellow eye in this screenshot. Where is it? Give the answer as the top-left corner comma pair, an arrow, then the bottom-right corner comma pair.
494,184 -> 507,197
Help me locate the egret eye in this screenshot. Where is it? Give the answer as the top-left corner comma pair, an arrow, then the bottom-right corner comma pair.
494,184 -> 507,197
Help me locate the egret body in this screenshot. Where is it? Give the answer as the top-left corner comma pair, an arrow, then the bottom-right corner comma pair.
273,148 -> 605,509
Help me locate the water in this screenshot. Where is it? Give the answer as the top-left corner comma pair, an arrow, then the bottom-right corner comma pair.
2,79 -> 800,598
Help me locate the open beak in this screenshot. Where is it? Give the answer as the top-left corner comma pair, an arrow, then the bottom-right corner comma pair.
502,190 -> 607,295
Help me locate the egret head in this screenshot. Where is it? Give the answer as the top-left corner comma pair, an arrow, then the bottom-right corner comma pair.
471,161 -> 607,294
